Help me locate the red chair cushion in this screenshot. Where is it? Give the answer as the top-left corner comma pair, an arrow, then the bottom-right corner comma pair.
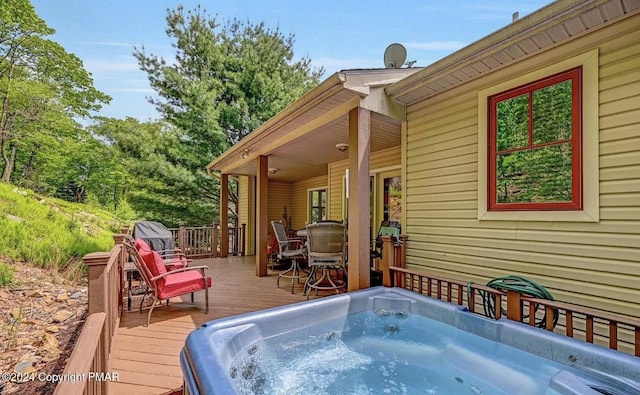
165,258 -> 188,270
139,249 -> 167,278
135,238 -> 152,252
157,271 -> 211,300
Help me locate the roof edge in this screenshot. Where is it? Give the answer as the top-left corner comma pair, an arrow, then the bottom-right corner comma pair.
385,0 -> 597,102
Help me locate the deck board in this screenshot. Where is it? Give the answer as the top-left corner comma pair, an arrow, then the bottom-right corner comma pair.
108,256 -> 310,394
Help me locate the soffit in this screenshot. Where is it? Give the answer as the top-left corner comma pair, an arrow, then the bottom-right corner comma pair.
387,0 -> 640,105
229,112 -> 401,182
209,68 -> 419,182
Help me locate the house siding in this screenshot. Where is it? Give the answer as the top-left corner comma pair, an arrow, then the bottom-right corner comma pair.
267,181 -> 292,230
404,19 -> 640,318
290,175 -> 328,230
238,176 -> 255,256
328,146 -> 402,221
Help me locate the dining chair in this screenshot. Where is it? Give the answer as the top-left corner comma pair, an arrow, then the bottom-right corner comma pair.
271,221 -> 308,293
304,221 -> 347,299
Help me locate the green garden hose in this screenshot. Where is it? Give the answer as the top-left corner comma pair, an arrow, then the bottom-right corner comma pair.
467,275 -> 558,329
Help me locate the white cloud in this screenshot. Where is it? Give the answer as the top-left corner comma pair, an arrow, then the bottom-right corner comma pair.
110,87 -> 155,93
84,59 -> 140,73
405,41 -> 467,51
89,41 -> 135,48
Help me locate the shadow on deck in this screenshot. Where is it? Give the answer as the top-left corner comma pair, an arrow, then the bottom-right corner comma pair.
108,256 -> 308,394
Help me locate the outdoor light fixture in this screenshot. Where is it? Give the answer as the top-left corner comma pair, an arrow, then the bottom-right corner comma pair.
268,168 -> 279,174
241,149 -> 249,159
335,143 -> 349,152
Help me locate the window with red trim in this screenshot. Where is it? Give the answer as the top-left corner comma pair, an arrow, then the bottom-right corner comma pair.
488,67 -> 582,211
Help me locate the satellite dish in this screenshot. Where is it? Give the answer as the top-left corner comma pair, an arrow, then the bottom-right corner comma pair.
384,43 -> 407,68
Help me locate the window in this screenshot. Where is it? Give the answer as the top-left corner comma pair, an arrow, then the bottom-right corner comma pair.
489,68 -> 582,211
477,49 -> 598,222
309,189 -> 326,223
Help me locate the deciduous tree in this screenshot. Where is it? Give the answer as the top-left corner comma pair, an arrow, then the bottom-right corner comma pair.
0,0 -> 110,183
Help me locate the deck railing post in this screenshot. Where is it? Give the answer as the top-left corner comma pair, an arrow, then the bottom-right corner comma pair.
113,234 -> 126,316
178,221 -> 186,251
212,223 -> 219,257
241,223 -> 246,256
399,234 -> 408,288
380,235 -> 394,287
83,251 -> 111,393
506,289 -> 523,322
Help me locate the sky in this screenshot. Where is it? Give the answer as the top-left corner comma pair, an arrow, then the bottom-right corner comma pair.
31,0 -> 552,122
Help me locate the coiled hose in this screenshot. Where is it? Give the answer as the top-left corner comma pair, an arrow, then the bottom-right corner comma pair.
468,275 -> 558,329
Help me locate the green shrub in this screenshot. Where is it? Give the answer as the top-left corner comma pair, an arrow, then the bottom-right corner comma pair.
0,263 -> 14,286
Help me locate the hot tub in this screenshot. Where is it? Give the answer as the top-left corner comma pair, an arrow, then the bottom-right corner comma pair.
180,287 -> 640,395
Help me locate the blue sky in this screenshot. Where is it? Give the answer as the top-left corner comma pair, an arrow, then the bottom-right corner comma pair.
31,0 -> 551,121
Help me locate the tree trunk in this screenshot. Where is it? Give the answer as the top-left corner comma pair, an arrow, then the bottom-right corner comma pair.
1,60 -> 16,183
2,143 -> 17,183
21,145 -> 39,181
75,184 -> 85,203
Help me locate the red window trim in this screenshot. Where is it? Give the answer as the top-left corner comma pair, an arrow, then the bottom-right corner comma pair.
488,67 -> 583,211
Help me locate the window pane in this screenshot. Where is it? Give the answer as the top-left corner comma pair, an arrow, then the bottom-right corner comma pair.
383,176 -> 402,223
533,80 -> 572,144
496,143 -> 572,203
497,94 -> 529,151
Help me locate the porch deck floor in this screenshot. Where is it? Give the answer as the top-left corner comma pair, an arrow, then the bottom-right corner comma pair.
108,256 -> 310,394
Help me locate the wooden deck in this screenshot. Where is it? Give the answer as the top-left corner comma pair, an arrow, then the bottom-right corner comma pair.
108,256 -> 310,394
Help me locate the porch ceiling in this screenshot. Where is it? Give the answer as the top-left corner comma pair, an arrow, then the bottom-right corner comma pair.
208,68 -> 420,182
232,111 -> 401,182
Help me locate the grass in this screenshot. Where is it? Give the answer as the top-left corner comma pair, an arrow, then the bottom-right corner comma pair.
0,183 -> 126,284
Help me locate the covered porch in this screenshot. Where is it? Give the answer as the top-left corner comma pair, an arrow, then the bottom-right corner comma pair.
207,68 -> 421,290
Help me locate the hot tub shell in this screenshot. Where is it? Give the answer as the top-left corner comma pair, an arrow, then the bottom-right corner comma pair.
180,287 -> 640,395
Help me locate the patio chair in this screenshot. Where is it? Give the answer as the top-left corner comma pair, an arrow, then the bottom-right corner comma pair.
271,220 -> 307,293
304,222 -> 347,299
134,237 -> 190,270
123,236 -> 211,326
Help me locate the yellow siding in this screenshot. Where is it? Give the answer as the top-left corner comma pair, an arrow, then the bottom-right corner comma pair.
238,176 -> 255,256
290,175 -> 328,230
328,146 -> 401,220
404,19 -> 640,318
268,181 -> 292,231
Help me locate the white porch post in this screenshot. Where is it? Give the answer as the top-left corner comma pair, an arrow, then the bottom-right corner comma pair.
220,173 -> 229,258
256,155 -> 269,276
348,107 -> 371,291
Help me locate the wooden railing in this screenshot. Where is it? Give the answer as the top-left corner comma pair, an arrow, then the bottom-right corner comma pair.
389,266 -> 640,357
169,223 -> 246,258
53,232 -> 128,395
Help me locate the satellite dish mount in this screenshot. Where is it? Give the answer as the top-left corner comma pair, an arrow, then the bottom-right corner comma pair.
384,43 -> 407,69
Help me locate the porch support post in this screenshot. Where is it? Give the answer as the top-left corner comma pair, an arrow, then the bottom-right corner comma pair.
347,107 -> 371,291
256,155 -> 269,276
220,173 -> 229,258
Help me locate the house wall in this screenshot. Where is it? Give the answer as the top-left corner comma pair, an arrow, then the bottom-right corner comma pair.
267,181 -> 292,231
403,17 -> 640,318
328,146 -> 401,221
238,176 -> 255,256
290,175 -> 328,230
